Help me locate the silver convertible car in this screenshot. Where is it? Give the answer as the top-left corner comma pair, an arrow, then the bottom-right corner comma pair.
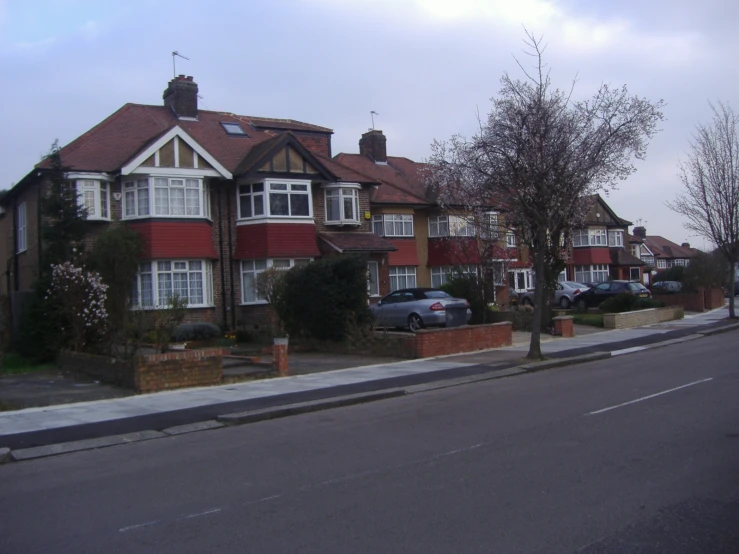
370,288 -> 472,332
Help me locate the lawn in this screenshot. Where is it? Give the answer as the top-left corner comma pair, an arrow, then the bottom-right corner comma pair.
571,313 -> 604,327
0,352 -> 55,375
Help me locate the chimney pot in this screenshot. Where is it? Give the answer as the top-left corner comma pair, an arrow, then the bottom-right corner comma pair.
359,129 -> 387,163
681,242 -> 690,249
633,226 -> 646,239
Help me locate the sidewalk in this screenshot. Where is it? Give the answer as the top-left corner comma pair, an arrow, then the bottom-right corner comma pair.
0,305 -> 735,450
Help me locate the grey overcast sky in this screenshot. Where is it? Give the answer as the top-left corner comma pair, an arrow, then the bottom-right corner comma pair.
1,0 -> 737,246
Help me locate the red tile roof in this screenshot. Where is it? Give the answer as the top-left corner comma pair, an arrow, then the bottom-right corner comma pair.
36,103 -> 333,176
331,154 -> 431,205
642,236 -> 699,259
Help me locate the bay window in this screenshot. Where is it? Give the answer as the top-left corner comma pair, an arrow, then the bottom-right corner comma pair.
325,184 -> 360,225
124,177 -> 210,219
372,214 -> 413,237
367,261 -> 380,297
131,260 -> 213,308
574,264 -> 609,284
76,180 -> 110,220
608,230 -> 624,247
589,228 -> 607,246
389,266 -> 417,291
431,265 -> 477,288
428,215 -> 475,237
241,258 -> 312,304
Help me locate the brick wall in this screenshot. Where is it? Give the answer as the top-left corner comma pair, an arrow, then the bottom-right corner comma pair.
603,306 -> 684,329
59,348 -> 227,393
653,291 -> 705,312
133,348 -> 227,393
413,322 -> 512,358
704,287 -> 725,310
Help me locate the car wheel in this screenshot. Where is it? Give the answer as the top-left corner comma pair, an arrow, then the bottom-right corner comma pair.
522,297 -> 533,306
576,299 -> 587,310
407,313 -> 424,333
559,296 -> 571,309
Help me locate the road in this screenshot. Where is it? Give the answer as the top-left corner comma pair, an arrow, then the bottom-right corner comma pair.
1,331 -> 738,553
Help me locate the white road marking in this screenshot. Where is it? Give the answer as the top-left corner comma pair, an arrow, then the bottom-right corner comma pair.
119,520 -> 160,533
177,508 -> 222,521
611,346 -> 647,356
587,378 -> 714,416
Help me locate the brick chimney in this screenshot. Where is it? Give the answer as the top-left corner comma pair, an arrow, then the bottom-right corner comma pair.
359,130 -> 387,163
163,75 -> 198,119
633,226 -> 646,239
681,242 -> 690,249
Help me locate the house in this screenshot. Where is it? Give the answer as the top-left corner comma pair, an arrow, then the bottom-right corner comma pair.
0,75 -> 399,331
632,226 -> 699,275
333,129 -> 520,304
567,195 -> 644,284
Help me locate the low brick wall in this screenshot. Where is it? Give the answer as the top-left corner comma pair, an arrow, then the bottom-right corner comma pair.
652,292 -> 705,312
413,322 -> 512,358
308,334 -> 417,359
603,306 -> 684,330
60,348 -> 228,393
133,348 -> 227,393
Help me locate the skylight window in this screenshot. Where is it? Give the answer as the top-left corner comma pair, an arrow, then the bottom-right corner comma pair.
221,122 -> 247,136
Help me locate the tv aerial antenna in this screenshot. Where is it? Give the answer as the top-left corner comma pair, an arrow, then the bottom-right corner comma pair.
370,110 -> 379,130
171,51 -> 190,78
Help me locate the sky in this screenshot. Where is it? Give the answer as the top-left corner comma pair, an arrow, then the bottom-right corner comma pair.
1,0 -> 737,247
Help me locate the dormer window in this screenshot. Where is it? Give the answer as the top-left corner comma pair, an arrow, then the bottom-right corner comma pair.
324,184 -> 360,226
221,122 -> 247,136
238,179 -> 312,220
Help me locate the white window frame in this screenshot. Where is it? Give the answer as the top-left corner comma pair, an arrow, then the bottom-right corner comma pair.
372,214 -> 414,237
324,183 -> 360,226
429,215 -> 477,238
130,260 -> 213,309
508,269 -> 533,293
76,180 -> 110,220
589,228 -> 607,246
389,266 -> 417,291
240,258 -> 312,304
481,212 -> 499,240
573,229 -> 589,247
367,261 -> 380,297
123,177 -> 210,219
592,264 -> 609,282
428,215 -> 449,237
657,258 -> 667,269
430,265 -> 477,288
608,230 -> 624,247
16,202 -> 27,253
506,232 -> 516,248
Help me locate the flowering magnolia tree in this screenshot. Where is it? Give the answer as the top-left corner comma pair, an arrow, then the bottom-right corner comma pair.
46,262 -> 109,352
425,32 -> 665,359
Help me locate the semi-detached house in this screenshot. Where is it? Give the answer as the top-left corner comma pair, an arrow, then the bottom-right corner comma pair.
0,76 -> 398,331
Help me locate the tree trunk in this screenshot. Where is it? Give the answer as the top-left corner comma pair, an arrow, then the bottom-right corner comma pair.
526,231 -> 547,360
730,261 -> 736,319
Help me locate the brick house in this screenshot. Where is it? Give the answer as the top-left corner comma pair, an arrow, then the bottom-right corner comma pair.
567,195 -> 644,284
333,130 -> 518,305
631,226 -> 699,277
0,76 -> 398,331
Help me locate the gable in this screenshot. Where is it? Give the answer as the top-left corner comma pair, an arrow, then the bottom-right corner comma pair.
258,145 -> 319,175
121,126 -> 231,178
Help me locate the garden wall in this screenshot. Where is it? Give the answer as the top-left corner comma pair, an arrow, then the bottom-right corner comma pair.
413,322 -> 513,358
603,306 -> 684,330
652,287 -> 724,312
59,348 -> 228,393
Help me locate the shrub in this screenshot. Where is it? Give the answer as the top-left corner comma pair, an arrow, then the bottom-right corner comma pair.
152,295 -> 188,352
171,322 -> 221,342
440,275 -> 491,324
572,313 -> 604,327
273,255 -> 372,341
599,294 -> 666,313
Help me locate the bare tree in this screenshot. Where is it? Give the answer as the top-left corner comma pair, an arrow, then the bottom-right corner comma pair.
425,32 -> 664,359
668,101 -> 739,317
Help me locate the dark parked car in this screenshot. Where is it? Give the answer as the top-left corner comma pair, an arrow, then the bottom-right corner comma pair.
650,280 -> 682,293
572,281 -> 651,309
370,288 -> 472,332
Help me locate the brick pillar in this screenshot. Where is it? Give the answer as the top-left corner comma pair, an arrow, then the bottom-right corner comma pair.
273,338 -> 289,376
553,316 -> 574,338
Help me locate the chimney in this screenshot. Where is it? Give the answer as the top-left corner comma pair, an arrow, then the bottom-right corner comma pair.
681,242 -> 690,249
359,130 -> 387,163
163,75 -> 198,119
633,226 -> 646,239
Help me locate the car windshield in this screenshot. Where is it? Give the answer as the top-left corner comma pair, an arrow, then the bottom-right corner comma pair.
564,281 -> 588,289
628,283 -> 647,291
424,290 -> 452,299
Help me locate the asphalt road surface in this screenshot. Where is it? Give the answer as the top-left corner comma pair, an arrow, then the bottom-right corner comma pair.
1,331 -> 738,553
